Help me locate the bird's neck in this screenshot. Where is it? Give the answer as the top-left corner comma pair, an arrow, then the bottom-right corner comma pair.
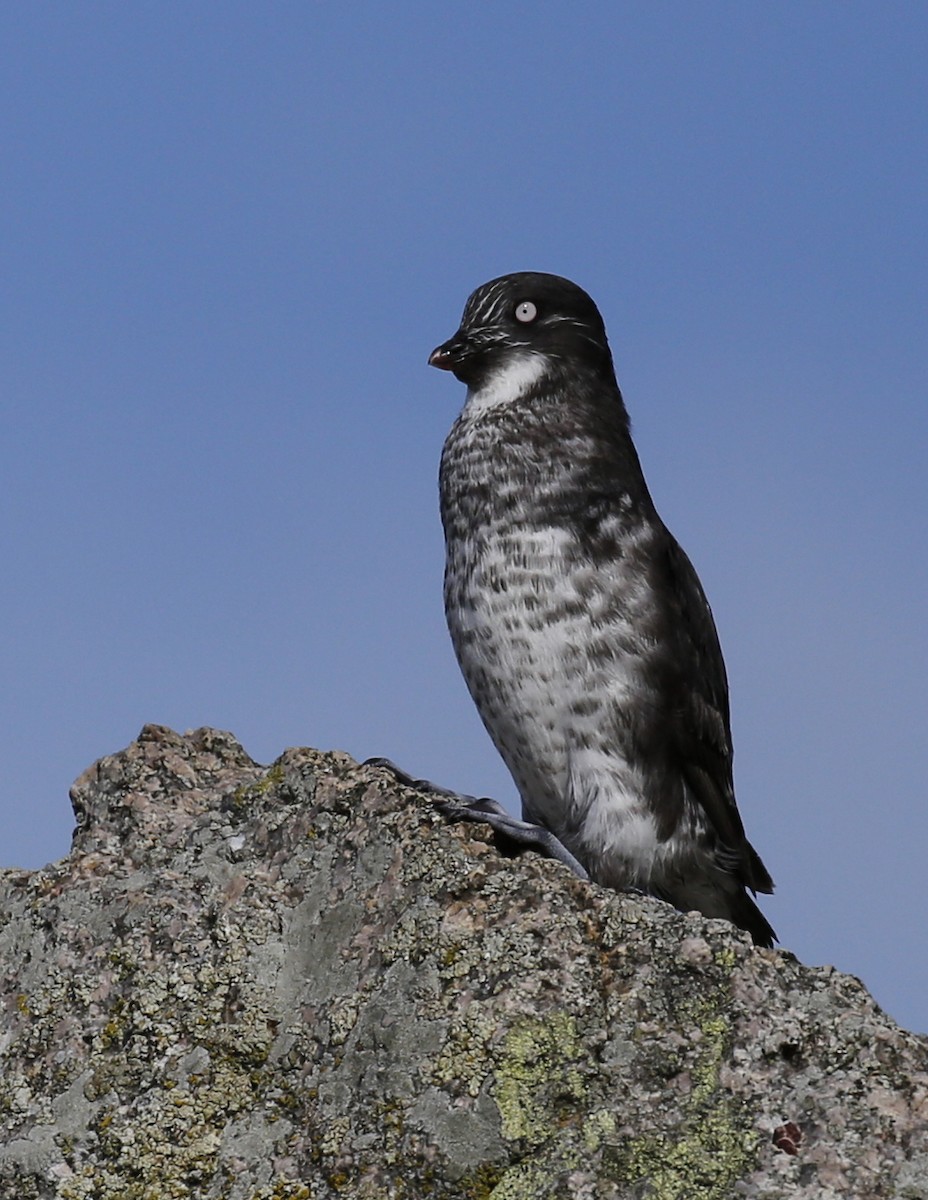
462,354 -> 549,418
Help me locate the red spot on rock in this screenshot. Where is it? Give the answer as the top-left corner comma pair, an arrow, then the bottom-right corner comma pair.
772,1121 -> 802,1155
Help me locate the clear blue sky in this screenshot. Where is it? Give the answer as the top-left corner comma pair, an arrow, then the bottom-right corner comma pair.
3,4 -> 926,1031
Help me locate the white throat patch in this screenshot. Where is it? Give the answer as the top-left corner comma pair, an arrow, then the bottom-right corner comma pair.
463,354 -> 549,417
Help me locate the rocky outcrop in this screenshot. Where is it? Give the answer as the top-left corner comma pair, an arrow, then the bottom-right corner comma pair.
0,724 -> 926,1199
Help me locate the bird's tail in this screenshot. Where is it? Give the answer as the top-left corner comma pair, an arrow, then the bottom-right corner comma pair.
730,887 -> 777,948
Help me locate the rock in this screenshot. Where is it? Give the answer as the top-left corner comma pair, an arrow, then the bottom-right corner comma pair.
0,724 -> 925,1199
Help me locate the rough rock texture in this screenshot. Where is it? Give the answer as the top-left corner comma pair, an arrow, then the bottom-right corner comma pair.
1,726 -> 926,1199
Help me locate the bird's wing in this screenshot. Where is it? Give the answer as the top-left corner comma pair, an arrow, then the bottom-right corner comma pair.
661,535 -> 773,894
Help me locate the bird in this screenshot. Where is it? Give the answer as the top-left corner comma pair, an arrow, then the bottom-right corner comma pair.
426,270 -> 776,946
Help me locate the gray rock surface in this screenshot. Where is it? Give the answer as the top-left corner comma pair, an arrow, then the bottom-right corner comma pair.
0,724 -> 926,1199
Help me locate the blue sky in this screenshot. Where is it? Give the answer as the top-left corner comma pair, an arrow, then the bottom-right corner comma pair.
3,4 -> 926,1031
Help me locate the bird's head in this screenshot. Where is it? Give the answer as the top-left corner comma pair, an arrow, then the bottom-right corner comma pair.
429,272 -> 616,390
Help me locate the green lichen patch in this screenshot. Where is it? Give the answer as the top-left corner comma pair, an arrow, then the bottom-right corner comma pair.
607,1105 -> 759,1200
228,764 -> 287,811
605,995 -> 759,1199
59,1057 -> 265,1200
433,1006 -> 500,1098
494,1013 -> 586,1146
485,1158 -> 560,1199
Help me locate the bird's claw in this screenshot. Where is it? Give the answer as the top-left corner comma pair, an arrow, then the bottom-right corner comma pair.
363,757 -> 483,804
364,757 -> 589,882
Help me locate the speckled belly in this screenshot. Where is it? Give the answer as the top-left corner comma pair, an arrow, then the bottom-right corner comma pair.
444,522 -> 657,862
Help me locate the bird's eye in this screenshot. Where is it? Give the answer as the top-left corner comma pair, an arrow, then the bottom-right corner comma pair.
514,301 -> 537,323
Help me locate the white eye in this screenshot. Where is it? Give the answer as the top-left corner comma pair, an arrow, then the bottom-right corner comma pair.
514,300 -> 537,323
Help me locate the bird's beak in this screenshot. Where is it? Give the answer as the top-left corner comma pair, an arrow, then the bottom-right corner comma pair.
429,328 -> 483,383
428,340 -> 456,371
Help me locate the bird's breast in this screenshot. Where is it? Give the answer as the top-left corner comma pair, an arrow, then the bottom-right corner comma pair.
440,410 -> 666,822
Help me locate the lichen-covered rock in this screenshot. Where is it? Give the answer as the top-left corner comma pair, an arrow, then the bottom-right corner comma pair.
0,726 -> 926,1199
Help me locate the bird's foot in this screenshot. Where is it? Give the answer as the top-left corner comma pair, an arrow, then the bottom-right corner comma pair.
364,757 -> 590,882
